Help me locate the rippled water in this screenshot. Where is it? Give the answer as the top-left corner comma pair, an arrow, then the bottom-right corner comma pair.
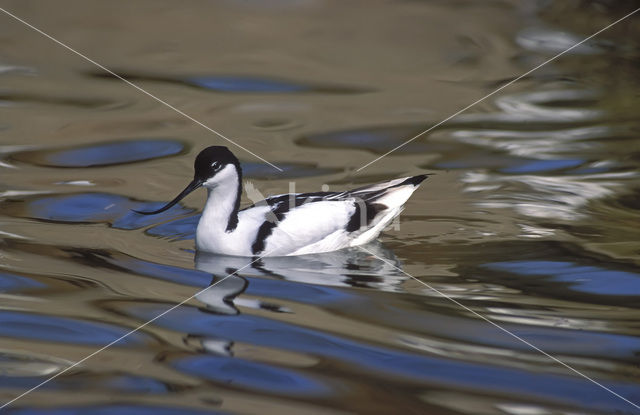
1,1 -> 639,414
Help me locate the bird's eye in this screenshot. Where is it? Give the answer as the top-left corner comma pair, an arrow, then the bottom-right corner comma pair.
211,162 -> 219,170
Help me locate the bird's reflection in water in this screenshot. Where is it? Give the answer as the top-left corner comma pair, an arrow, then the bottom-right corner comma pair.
191,242 -> 405,356
195,241 -> 405,290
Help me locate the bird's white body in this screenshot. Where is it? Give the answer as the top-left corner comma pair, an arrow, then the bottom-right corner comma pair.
195,164 -> 426,257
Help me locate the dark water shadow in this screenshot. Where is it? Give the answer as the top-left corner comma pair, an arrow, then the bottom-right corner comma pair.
297,124 -> 435,155
0,91 -> 129,110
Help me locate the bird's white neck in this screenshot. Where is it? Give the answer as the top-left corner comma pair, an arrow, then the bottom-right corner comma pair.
198,164 -> 242,235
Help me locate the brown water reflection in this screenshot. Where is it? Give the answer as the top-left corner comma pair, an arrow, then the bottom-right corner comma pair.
1,1 -> 640,414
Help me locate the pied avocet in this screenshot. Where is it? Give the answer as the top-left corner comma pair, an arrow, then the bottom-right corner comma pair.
134,146 -> 427,256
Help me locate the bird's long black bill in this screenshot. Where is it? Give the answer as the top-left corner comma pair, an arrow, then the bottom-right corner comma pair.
133,179 -> 202,215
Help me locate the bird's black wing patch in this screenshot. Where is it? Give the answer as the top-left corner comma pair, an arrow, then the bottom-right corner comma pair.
393,174 -> 429,187
249,191 -> 339,255
250,201 -> 287,255
346,202 -> 387,233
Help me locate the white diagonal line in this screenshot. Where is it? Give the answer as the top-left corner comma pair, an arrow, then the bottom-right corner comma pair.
358,246 -> 640,411
356,7 -> 640,172
0,7 -> 283,172
0,253 -> 269,410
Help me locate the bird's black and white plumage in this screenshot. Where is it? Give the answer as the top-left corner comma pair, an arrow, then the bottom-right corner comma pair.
134,146 -> 428,257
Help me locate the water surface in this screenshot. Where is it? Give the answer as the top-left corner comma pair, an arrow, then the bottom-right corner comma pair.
1,1 -> 639,414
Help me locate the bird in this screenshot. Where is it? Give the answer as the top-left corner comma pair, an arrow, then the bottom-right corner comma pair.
134,146 -> 428,257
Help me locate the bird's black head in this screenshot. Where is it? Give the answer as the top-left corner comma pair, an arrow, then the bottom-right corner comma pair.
194,146 -> 240,185
132,146 -> 241,216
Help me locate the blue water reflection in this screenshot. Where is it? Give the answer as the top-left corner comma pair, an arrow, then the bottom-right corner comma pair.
173,354 -> 331,396
484,260 -> 640,296
10,140 -> 185,168
126,303 -> 639,412
189,76 -> 307,93
0,311 -> 148,345
147,215 -> 199,241
501,158 -> 584,174
0,374 -> 167,395
89,71 -> 372,94
25,193 -> 193,228
0,272 -> 45,292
